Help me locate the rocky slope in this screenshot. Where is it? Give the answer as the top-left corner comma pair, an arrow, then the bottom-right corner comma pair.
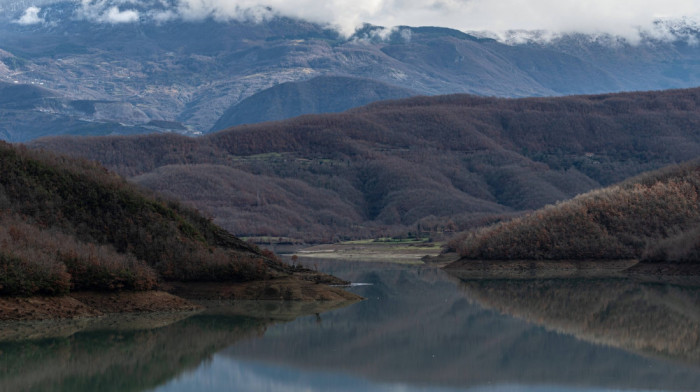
3,1 -> 700,138
210,75 -> 417,131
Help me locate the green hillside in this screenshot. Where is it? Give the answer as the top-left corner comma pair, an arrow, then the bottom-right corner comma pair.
449,160 -> 700,261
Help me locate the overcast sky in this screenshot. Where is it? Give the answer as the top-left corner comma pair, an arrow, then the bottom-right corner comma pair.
12,0 -> 700,42
222,0 -> 700,40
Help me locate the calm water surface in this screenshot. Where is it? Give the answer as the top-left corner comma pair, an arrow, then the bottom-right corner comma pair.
3,259 -> 700,391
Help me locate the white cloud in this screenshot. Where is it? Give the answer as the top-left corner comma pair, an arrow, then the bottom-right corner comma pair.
70,0 -> 700,42
101,5 -> 139,23
15,6 -> 44,25
77,0 -> 140,24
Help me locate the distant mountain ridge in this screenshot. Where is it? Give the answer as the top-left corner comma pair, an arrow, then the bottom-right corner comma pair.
33,87 -> 700,242
4,1 -> 700,139
0,81 -> 186,142
210,75 -> 417,131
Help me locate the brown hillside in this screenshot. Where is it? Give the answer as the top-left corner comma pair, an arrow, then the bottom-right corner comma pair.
449,159 -> 700,262
32,88 -> 700,242
0,142 -> 356,298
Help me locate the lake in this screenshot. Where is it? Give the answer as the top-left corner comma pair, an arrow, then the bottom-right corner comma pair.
2,259 -> 700,391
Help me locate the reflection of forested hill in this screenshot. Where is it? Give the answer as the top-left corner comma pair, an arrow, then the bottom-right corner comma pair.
225,262 -> 700,390
453,276 -> 700,364
35,88 -> 700,242
0,314 -> 269,392
0,299 -> 354,391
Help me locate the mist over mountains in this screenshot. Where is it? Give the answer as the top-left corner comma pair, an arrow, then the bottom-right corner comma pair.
3,1 -> 700,140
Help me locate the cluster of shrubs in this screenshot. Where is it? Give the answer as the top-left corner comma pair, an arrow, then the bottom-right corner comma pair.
452,161 -> 700,261
642,225 -> 700,263
0,215 -> 157,295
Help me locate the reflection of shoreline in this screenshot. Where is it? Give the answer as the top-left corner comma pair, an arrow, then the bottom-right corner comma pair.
226,261 -> 700,392
0,300 -> 357,392
450,273 -> 700,365
444,259 -> 638,279
445,258 -> 700,281
0,311 -> 199,342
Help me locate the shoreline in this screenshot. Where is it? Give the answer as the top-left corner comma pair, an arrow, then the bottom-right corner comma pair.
444,259 -> 638,280
292,241 -> 443,264
0,276 -> 363,322
0,296 -> 360,342
444,258 -> 700,280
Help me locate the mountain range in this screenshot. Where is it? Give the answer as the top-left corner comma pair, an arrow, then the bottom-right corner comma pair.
4,1 -> 700,139
210,75 -> 417,131
34,87 -> 700,242
0,80 -> 186,141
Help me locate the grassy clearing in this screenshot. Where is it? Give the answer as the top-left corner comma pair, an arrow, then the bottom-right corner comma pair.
296,240 -> 443,264
342,237 -> 432,244
231,152 -> 288,161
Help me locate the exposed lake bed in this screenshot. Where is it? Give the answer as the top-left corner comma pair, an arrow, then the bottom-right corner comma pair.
292,239 -> 444,264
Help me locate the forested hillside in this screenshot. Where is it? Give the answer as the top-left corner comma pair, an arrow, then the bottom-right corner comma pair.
34,88 -> 700,242
449,159 -> 700,262
0,142 -> 292,295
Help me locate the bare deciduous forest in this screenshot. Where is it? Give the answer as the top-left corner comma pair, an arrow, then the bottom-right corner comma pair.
450,159 -> 700,261
33,88 -> 700,242
0,142 -> 281,295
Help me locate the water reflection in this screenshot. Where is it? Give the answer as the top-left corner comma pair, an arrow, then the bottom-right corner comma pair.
155,354 -> 664,392
0,300 -> 353,392
3,261 -> 700,392
451,273 -> 700,364
225,261 -> 700,391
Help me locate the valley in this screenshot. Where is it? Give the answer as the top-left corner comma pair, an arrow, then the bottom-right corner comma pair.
1,2 -> 700,390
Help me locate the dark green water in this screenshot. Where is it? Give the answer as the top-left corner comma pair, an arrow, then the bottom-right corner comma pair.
3,260 -> 700,391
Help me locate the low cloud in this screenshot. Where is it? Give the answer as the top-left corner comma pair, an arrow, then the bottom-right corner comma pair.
101,6 -> 139,23
69,0 -> 700,42
77,0 -> 140,24
15,6 -> 44,25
